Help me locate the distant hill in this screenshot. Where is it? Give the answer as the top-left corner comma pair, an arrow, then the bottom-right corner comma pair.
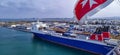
0,17 -> 120,22
91,17 -> 120,20
0,18 -> 76,22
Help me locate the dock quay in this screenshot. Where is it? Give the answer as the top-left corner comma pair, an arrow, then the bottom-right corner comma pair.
0,18 -> 120,40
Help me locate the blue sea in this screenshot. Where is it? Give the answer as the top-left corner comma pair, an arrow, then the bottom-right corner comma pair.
0,27 -> 94,55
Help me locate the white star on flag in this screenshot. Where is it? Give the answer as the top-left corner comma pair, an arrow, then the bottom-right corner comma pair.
81,0 -> 98,8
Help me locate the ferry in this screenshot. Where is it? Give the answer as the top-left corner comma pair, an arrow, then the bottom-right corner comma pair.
31,21 -> 120,55
31,0 -> 120,55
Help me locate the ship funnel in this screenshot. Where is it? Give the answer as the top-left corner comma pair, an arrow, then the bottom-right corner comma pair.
102,26 -> 110,39
90,26 -> 110,41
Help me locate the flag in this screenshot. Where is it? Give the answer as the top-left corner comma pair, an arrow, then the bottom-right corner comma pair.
74,0 -> 114,21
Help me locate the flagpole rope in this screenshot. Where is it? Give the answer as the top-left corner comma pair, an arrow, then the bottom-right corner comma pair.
117,0 -> 120,6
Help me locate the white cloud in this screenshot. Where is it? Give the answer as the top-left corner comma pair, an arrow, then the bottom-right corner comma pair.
0,0 -> 77,18
0,0 -> 120,18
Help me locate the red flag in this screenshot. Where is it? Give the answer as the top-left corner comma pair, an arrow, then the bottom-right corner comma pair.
74,0 -> 114,21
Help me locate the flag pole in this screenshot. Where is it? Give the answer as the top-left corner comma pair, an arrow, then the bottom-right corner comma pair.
73,15 -> 82,27
73,14 -> 88,27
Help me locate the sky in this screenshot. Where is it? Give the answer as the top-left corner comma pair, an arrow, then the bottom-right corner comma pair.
0,0 -> 120,18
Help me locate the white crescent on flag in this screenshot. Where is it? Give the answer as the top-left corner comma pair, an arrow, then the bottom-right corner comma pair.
74,0 -> 114,22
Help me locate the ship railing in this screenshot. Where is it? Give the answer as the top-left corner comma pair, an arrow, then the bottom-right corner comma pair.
37,29 -> 107,46
107,41 -> 120,55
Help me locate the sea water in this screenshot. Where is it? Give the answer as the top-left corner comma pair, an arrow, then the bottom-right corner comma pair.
0,27 -> 94,55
